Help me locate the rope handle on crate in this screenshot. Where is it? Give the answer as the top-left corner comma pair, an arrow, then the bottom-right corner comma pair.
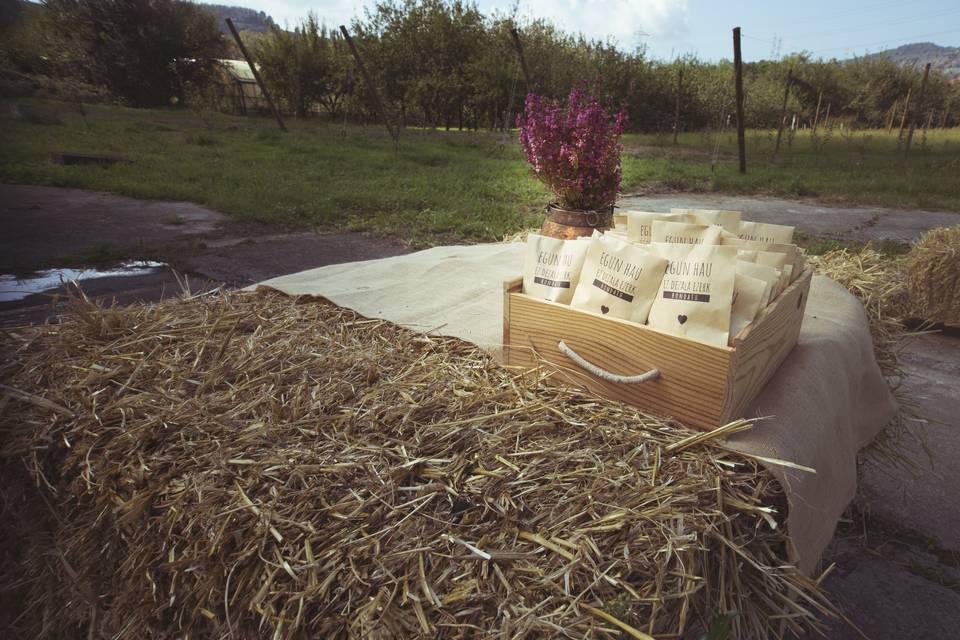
557,340 -> 660,384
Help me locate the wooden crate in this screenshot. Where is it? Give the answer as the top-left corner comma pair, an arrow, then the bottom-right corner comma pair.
503,269 -> 812,430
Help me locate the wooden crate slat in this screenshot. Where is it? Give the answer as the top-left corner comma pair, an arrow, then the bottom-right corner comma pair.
723,269 -> 811,421
507,293 -> 732,428
504,269 -> 812,430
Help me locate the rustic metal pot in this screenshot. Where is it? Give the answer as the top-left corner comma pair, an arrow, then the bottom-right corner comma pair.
540,203 -> 614,239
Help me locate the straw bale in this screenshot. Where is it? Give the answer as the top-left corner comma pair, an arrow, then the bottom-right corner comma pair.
902,225 -> 960,326
0,290 -> 835,639
807,247 -> 909,382
808,247 -> 922,468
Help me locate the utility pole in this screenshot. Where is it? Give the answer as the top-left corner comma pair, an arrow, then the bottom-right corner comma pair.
672,65 -> 684,145
773,70 -> 791,158
904,63 -> 931,158
339,25 -> 399,147
225,18 -> 286,132
733,27 -> 746,173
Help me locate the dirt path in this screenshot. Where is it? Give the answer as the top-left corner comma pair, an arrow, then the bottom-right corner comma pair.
3,184 -> 959,637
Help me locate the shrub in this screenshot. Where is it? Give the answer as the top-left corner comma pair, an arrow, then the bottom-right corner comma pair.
517,87 -> 627,211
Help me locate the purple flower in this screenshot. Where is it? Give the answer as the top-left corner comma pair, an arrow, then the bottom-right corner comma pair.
517,86 -> 628,211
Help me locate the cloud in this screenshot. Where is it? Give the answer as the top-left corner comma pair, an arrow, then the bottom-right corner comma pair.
217,0 -> 689,51
508,0 -> 689,51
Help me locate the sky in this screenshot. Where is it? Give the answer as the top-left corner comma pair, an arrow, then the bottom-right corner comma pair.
225,0 -> 960,61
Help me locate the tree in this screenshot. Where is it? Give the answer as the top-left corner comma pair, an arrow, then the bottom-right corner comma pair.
253,14 -> 340,117
44,0 -> 225,106
357,0 -> 485,129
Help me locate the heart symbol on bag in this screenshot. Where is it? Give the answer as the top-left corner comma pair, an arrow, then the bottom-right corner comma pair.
677,314 -> 688,325
600,305 -> 610,314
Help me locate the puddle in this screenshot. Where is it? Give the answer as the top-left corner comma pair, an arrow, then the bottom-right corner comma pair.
0,261 -> 166,302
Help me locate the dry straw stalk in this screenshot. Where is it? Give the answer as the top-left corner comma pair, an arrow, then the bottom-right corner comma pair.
0,289 -> 836,639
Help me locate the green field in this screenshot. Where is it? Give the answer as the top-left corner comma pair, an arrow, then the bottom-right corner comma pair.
2,99 -> 959,246
623,127 -> 960,211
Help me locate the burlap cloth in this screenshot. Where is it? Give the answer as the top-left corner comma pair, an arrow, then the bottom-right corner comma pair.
253,243 -> 896,574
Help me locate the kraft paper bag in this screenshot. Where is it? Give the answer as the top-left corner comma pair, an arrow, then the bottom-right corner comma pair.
647,243 -> 738,347
724,238 -> 798,264
570,234 -> 668,324
650,220 -> 723,245
670,208 -> 742,234
522,234 -> 590,304
738,220 -> 796,244
752,241 -> 800,286
625,211 -> 688,244
727,239 -> 799,293
792,251 -> 807,283
736,261 -> 779,309
737,249 -> 790,298
730,272 -> 771,344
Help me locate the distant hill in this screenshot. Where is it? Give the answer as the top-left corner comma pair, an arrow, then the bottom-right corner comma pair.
866,42 -> 960,80
202,3 -> 276,33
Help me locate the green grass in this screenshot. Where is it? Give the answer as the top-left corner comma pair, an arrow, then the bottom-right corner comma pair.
2,98 -> 959,246
0,99 -> 547,245
621,127 -> 960,210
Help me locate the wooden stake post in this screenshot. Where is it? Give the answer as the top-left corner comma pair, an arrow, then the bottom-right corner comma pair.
673,65 -> 684,145
904,63 -> 931,158
885,99 -> 898,133
509,27 -> 534,93
812,90 -> 823,133
773,70 -> 791,158
339,26 -> 399,147
225,18 -> 286,132
732,27 -> 746,173
897,86 -> 912,142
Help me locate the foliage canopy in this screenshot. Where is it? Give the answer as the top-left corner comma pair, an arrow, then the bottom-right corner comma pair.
42,0 -> 226,107
1,0 -> 957,130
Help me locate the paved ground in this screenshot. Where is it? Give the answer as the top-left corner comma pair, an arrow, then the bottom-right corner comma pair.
806,331 -> 960,639
2,184 -> 959,637
619,193 -> 959,243
0,184 -> 409,325
860,334 -> 960,549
